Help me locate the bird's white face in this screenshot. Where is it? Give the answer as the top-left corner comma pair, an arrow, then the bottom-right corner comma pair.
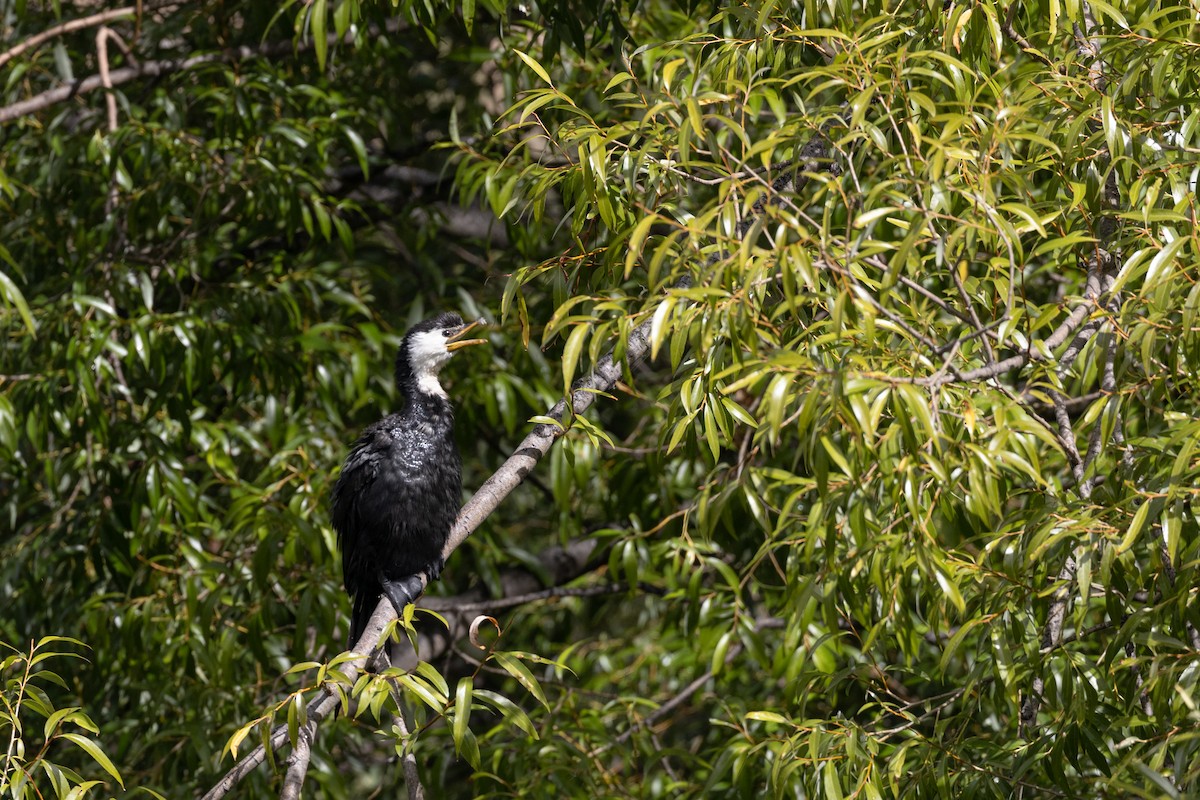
407,329 -> 457,398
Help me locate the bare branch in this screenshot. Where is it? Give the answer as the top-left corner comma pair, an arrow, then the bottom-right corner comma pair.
1052,390 -> 1084,484
278,722 -> 315,800
1077,328 -> 1118,498
0,25 -> 382,125
0,0 -> 182,69
395,710 -> 425,800
201,688 -> 342,800
922,259 -> 1105,387
1020,556 -> 1077,733
200,539 -> 603,799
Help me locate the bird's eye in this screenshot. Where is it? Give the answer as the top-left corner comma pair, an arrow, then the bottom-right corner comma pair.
442,329 -> 453,337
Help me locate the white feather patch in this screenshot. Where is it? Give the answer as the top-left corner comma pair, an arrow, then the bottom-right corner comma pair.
407,329 -> 452,397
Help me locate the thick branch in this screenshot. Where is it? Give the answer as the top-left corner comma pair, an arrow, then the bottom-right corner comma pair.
395,710 -> 424,800
200,539 -> 602,799
278,722 -> 315,800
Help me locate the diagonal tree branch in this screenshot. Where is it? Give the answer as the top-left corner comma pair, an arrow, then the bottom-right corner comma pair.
198,538 -> 602,800
0,0 -> 182,69
0,24 -> 388,125
200,305 -> 675,800
278,721 -> 315,800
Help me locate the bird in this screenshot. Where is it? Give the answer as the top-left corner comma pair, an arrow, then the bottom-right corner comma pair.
332,311 -> 487,648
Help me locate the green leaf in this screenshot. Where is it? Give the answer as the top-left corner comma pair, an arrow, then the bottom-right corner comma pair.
462,0 -> 474,36
649,297 -> 676,360
1118,499 -> 1152,554
60,733 -> 124,788
561,323 -> 589,391
938,618 -> 982,672
310,0 -> 327,70
512,49 -> 553,87
474,689 -> 538,738
823,762 -> 844,800
604,72 -> 634,92
492,653 -> 549,710
624,213 -> 656,278
0,267 -> 36,336
344,127 -> 369,179
453,677 -> 472,753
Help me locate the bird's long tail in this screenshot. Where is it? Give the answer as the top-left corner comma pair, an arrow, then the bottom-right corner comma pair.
348,591 -> 375,650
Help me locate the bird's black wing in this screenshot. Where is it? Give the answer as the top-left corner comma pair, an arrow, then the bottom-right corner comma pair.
331,428 -> 386,592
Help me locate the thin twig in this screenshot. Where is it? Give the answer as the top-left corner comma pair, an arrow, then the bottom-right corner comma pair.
922,260 -> 1104,387
999,4 -> 1058,71
431,582 -> 664,614
948,258 -> 996,363
874,687 -> 967,737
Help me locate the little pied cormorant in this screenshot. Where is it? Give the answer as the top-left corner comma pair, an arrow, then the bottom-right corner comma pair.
332,312 -> 487,647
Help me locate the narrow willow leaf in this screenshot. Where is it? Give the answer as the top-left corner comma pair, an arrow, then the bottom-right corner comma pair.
1118,500 -> 1152,554
493,653 -> 549,709
462,0 -> 474,36
0,269 -> 36,336
561,323 -> 589,391
625,214 -> 656,278
60,733 -> 124,788
311,0 -> 327,70
453,677 -> 472,752
513,48 -> 553,87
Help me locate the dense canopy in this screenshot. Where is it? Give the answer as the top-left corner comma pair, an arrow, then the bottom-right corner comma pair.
2,1 -> 1199,798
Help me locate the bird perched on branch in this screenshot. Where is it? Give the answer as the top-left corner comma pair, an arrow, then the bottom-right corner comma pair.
332,312 -> 487,648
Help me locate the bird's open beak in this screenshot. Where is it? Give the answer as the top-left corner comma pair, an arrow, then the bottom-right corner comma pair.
445,319 -> 488,351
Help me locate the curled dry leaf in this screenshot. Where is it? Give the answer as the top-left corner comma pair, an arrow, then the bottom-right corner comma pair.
469,615 -> 501,650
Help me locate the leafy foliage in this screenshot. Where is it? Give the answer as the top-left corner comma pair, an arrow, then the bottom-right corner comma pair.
0,637 -> 129,799
1,0 -> 1199,798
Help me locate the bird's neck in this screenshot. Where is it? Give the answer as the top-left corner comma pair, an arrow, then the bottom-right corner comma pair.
395,354 -> 447,398
397,379 -> 455,425
413,371 -> 447,400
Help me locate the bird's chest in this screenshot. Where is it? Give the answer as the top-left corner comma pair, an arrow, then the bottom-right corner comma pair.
385,420 -> 460,485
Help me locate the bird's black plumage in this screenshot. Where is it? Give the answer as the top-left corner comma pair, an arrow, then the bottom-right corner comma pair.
332,312 -> 485,647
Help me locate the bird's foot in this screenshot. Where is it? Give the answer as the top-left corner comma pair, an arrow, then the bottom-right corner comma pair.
381,574 -> 426,615
426,556 -> 446,582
